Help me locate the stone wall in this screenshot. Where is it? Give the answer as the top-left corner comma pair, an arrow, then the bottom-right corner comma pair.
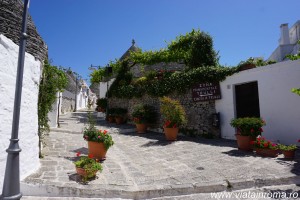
0,34 -> 41,187
0,0 -> 48,61
109,90 -> 219,137
61,90 -> 75,114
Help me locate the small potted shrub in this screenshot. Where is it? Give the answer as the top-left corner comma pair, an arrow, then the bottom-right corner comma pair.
278,143 -> 298,159
251,136 -> 278,157
237,57 -> 256,71
83,113 -> 114,160
107,108 -> 116,123
132,104 -> 156,133
230,117 -> 265,151
74,153 -> 103,182
160,97 -> 187,141
114,108 -> 128,125
96,98 -> 107,112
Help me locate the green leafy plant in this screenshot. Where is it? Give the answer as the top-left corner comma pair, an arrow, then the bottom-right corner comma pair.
237,57 -> 276,71
74,153 -> 103,182
38,60 -> 68,157
96,98 -> 107,109
230,117 -> 266,137
114,108 -> 128,117
278,144 -> 297,151
83,113 -> 114,150
131,104 -> 157,124
250,136 -> 278,150
160,97 -> 187,128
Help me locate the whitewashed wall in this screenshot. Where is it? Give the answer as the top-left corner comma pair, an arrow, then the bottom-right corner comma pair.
216,60 -> 300,145
99,79 -> 115,98
0,34 -> 41,187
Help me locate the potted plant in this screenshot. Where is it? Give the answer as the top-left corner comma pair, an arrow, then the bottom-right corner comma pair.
83,113 -> 114,160
74,153 -> 103,182
131,104 -> 157,133
96,98 -> 107,112
230,117 -> 265,151
114,108 -> 128,125
251,136 -> 279,157
278,143 -> 298,159
107,108 -> 116,123
237,57 -> 256,71
160,97 -> 187,141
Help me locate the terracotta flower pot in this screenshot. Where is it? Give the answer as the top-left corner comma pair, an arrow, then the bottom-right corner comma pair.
255,148 -> 278,157
88,141 -> 107,160
115,116 -> 124,125
108,116 -> 115,123
136,123 -> 147,133
164,127 -> 179,141
283,150 -> 295,159
235,134 -> 253,151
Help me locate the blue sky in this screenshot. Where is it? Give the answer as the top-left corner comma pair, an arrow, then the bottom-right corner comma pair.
29,0 -> 300,84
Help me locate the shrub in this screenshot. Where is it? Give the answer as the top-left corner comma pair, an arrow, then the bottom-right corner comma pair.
160,97 -> 187,128
131,104 -> 157,124
96,98 -> 107,109
230,117 -> 266,137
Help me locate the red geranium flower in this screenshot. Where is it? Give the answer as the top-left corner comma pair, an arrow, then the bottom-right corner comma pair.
88,154 -> 94,159
76,152 -> 81,157
264,143 -> 268,148
250,141 -> 255,145
172,124 -> 177,128
298,139 -> 300,143
250,129 -> 254,133
259,128 -> 263,132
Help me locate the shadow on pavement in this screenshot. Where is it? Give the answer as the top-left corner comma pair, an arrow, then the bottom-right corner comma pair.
121,130 -> 238,148
222,149 -> 256,157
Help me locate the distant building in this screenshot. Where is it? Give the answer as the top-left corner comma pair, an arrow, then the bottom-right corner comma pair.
268,20 -> 300,62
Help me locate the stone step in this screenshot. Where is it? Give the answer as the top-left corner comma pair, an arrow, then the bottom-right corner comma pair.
20,177 -> 300,199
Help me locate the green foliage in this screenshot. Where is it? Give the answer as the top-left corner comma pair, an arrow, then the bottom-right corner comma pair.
114,108 -> 128,117
90,29 -> 219,84
291,88 -> 300,96
38,60 -> 68,151
230,117 -> 266,137
237,57 -> 276,70
110,66 -> 235,98
160,97 -> 187,128
278,144 -> 297,151
131,104 -> 157,124
74,156 -> 102,181
96,98 -> 107,109
83,113 -> 114,150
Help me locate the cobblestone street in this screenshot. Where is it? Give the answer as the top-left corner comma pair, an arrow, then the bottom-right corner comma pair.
22,112 -> 300,199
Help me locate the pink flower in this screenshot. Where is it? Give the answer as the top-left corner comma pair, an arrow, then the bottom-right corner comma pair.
98,135 -> 101,139
272,143 -> 276,147
298,139 -> 300,143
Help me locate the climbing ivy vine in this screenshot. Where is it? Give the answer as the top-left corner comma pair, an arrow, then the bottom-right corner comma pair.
38,60 -> 68,157
90,29 -> 234,98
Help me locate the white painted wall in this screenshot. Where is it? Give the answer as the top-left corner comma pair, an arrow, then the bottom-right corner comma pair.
0,34 -> 41,187
99,79 -> 115,98
48,92 -> 59,128
216,60 -> 300,145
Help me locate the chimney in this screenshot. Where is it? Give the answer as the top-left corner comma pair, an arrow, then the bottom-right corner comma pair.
280,23 -> 290,45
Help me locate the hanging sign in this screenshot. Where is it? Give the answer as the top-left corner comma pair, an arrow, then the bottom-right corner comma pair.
192,82 -> 221,102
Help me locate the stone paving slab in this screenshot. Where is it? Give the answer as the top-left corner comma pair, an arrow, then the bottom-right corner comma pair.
22,112 -> 300,199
